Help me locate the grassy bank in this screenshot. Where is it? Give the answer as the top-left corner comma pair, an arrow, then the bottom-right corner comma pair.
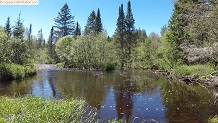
209,116 -> 218,123
172,64 -> 215,78
0,96 -> 89,123
0,64 -> 36,81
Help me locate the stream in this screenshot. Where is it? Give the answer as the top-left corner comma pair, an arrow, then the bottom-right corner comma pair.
0,64 -> 217,122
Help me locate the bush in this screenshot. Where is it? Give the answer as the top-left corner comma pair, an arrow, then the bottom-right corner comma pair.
0,64 -> 36,81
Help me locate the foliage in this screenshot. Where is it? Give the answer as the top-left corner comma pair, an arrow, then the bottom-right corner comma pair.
54,3 -> 75,38
0,96 -> 88,123
74,21 -> 81,38
55,36 -> 74,67
0,63 -> 36,81
93,8 -> 103,34
4,16 -> 11,38
84,10 -> 96,35
55,33 -> 117,70
172,64 -> 215,77
13,13 -> 25,39
209,115 -> 218,123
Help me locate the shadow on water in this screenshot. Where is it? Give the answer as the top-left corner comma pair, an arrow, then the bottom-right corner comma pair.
0,66 -> 217,122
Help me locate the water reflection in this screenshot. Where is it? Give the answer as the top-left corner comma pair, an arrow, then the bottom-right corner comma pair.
0,68 -> 217,122
161,82 -> 218,123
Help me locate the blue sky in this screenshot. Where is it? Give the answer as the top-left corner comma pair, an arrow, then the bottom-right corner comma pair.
0,0 -> 174,40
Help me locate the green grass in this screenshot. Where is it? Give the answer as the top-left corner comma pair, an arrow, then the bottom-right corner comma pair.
0,96 -> 88,123
0,63 -> 36,81
209,115 -> 218,123
172,64 -> 215,78
56,62 -> 64,67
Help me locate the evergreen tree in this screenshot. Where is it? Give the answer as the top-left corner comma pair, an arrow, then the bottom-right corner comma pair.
37,28 -> 43,49
28,24 -> 32,48
13,13 -> 25,39
167,0 -> 192,65
160,25 -> 168,37
125,0 -> 135,60
48,26 -> 54,61
115,4 -> 126,67
54,3 -> 74,38
74,21 -> 81,38
84,10 -> 96,35
4,16 -> 11,38
93,8 -> 103,34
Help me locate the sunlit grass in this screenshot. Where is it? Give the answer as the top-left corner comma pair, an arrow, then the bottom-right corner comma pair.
0,63 -> 36,81
0,96 -> 88,123
172,64 -> 215,78
209,115 -> 218,123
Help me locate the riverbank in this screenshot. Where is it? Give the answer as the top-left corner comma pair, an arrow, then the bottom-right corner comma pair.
0,64 -> 36,82
154,64 -> 218,88
0,96 -> 121,123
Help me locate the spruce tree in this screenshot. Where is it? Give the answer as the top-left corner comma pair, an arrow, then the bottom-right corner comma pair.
125,0 -> 135,60
74,21 -> 81,38
4,16 -> 11,38
167,0 -> 191,65
13,13 -> 25,39
54,3 -> 74,38
116,4 -> 126,67
93,8 -> 103,34
84,10 -> 96,35
37,28 -> 43,49
28,24 -> 32,48
48,26 -> 54,61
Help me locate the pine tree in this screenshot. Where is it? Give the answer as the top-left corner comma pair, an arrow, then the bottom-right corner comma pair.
74,21 -> 81,38
84,10 -> 96,35
13,13 -> 25,39
166,0 -> 192,65
54,3 -> 74,38
28,24 -> 32,48
48,26 -> 54,61
125,0 -> 135,61
93,8 -> 103,34
4,16 -> 11,38
116,4 -> 126,68
37,28 -> 43,49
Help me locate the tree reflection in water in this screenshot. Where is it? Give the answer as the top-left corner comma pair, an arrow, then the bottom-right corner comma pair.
160,82 -> 218,123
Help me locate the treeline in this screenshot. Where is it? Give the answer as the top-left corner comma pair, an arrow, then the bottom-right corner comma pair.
1,0 -> 218,73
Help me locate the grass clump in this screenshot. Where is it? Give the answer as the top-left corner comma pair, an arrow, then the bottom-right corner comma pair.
0,96 -> 87,123
209,115 -> 218,123
172,64 -> 215,78
56,62 -> 64,67
0,64 -> 36,81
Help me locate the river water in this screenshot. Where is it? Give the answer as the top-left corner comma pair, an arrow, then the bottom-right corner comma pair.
0,65 -> 217,122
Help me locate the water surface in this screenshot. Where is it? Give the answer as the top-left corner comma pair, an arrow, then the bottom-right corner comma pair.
0,65 -> 217,122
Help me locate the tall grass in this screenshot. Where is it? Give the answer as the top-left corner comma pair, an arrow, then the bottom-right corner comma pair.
0,96 -> 87,123
0,63 -> 36,81
172,64 -> 215,77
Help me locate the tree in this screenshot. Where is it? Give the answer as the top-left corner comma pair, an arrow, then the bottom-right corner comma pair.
55,36 -> 74,67
84,10 -> 96,35
13,13 -> 25,39
28,24 -> 32,48
125,0 -> 135,60
74,21 -> 81,38
160,25 -> 168,37
115,4 -> 126,68
166,0 -> 191,64
93,8 -> 103,34
37,28 -> 43,49
54,3 -> 75,38
4,16 -> 11,38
